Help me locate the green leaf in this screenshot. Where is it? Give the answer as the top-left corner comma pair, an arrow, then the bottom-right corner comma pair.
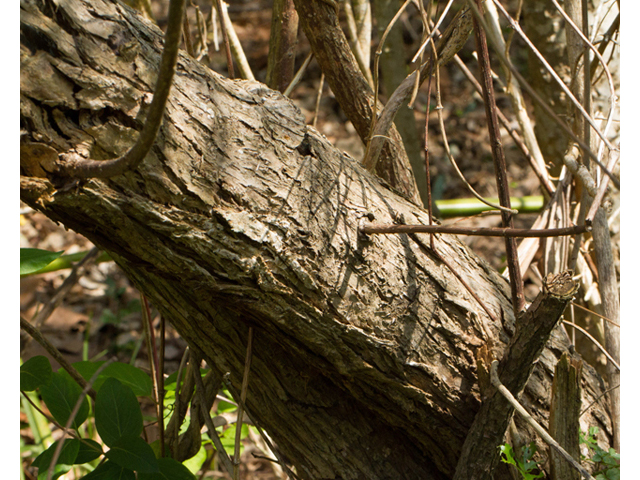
100,362 -> 153,397
20,248 -> 64,275
82,460 -> 136,480
32,439 -> 80,480
21,356 -> 52,391
39,371 -> 89,429
138,457 -> 196,480
72,361 -> 152,397
95,377 -> 143,447
605,468 -> 620,480
217,423 -> 248,456
605,448 -> 620,463
499,444 -> 516,466
74,439 -> 103,464
105,435 -> 159,473
182,442 -> 207,474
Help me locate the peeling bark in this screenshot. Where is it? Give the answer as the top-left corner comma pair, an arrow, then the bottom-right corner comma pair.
20,1 -> 613,478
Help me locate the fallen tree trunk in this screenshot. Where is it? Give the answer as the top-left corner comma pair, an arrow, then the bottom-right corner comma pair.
20,0 -> 613,478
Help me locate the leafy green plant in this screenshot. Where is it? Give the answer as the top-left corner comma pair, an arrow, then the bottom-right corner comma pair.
20,356 -> 195,480
580,427 -> 620,480
20,252 -> 255,478
499,442 -> 545,480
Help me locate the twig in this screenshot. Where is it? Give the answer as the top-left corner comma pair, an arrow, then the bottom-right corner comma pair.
32,247 -> 101,330
490,0 -> 615,158
343,0 -> 373,88
466,0 -> 619,190
20,316 -> 96,400
433,50 -> 517,215
141,294 -> 164,458
490,360 -> 595,480
471,0 -> 526,313
579,383 -> 619,418
233,327 -> 253,479
191,351 -> 235,476
214,0 -> 235,78
182,5 -> 195,57
219,1 -> 254,80
410,0 -> 456,63
368,0 -> 413,142
359,222 -> 589,238
283,51 -> 313,97
570,302 -> 619,327
550,0 -> 617,142
171,347 -> 191,457
223,375 -> 298,480
312,74 -> 325,128
158,316 -> 166,458
55,0 -> 187,179
563,320 -> 620,371
482,0 -> 550,195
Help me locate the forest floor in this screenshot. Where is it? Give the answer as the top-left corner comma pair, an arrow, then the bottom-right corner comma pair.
20,1 -> 619,479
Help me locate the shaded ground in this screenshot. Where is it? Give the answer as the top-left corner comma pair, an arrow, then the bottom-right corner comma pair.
20,1 -> 619,479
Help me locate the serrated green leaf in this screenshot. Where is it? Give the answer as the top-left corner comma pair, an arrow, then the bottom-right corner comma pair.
82,460 -> 136,480
32,439 -> 79,480
39,371 -> 89,429
75,439 -> 103,464
137,457 -> 196,480
20,248 -> 64,275
21,356 -> 52,391
95,377 -> 143,447
106,435 -> 158,473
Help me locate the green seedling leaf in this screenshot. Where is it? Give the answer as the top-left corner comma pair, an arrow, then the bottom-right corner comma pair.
74,439 -> 103,464
82,460 -> 136,480
72,361 -> 152,397
20,248 -> 64,275
499,443 -> 516,466
39,371 -> 89,430
21,356 -> 52,391
138,457 -> 196,480
95,377 -> 143,447
32,439 -> 80,480
106,435 -> 159,473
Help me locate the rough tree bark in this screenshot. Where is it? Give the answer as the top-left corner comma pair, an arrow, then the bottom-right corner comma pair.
20,0 -> 613,478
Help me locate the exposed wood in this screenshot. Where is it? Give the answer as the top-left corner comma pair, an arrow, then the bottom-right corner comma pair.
20,1 -> 613,477
549,353 -> 582,480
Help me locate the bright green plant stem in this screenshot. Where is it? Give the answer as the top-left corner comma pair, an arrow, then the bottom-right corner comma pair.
22,251 -> 112,276
436,195 -> 544,218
